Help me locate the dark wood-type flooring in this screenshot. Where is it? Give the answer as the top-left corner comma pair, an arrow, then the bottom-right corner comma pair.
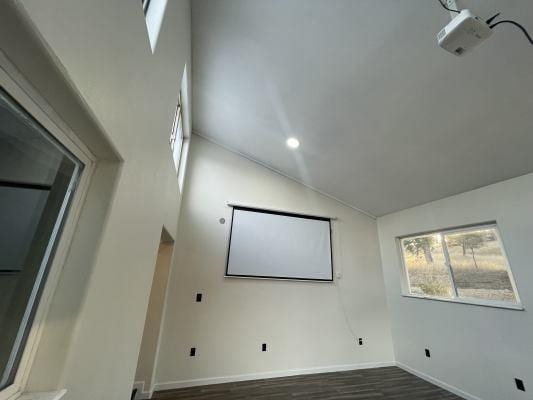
152,366 -> 463,400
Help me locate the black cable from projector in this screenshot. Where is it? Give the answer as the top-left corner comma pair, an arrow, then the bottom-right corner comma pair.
489,20 -> 533,45
437,0 -> 460,14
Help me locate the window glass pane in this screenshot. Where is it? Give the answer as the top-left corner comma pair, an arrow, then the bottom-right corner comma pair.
171,103 -> 183,173
0,88 -> 82,389
401,234 -> 453,298
444,228 -> 516,302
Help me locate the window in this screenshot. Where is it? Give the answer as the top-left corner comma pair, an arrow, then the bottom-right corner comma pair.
0,88 -> 83,390
399,223 -> 520,307
169,91 -> 184,174
141,0 -> 168,52
141,0 -> 151,14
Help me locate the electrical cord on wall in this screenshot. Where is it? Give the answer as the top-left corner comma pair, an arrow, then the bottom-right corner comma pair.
437,0 -> 533,46
336,276 -> 359,339
330,220 -> 359,341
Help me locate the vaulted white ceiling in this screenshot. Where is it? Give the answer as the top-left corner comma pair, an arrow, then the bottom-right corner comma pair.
191,0 -> 533,217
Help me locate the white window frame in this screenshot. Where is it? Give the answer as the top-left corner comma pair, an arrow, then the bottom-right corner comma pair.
142,0 -> 151,14
169,91 -> 184,172
169,66 -> 191,193
175,66 -> 190,192
397,222 -> 523,311
0,54 -> 95,400
142,0 -> 168,53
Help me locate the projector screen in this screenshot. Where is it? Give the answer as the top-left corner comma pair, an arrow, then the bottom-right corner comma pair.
226,206 -> 333,281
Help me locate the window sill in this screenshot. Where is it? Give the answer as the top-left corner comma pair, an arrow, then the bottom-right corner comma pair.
401,294 -> 525,311
17,390 -> 67,400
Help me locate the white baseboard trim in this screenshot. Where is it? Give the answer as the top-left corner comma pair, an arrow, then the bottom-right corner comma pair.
396,362 -> 482,400
153,361 -> 395,391
18,389 -> 67,400
134,391 -> 151,400
132,381 -> 152,400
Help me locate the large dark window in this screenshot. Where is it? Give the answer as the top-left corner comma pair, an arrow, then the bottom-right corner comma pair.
0,88 -> 83,389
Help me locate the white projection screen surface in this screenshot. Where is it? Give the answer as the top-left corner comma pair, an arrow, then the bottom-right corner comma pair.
226,207 -> 333,281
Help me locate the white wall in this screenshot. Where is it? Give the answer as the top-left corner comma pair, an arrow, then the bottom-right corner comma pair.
3,1 -> 192,399
154,135 -> 394,388
378,173 -> 533,400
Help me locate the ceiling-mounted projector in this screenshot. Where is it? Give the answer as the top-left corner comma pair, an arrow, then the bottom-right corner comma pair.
437,9 -> 492,56
435,0 -> 533,56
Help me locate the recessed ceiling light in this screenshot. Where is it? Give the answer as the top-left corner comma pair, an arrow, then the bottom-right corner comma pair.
286,137 -> 300,149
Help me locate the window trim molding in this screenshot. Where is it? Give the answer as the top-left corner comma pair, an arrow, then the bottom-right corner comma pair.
169,91 -> 186,181
401,293 -> 525,311
396,221 -> 523,310
174,65 -> 190,192
0,56 -> 96,400
397,220 -> 499,240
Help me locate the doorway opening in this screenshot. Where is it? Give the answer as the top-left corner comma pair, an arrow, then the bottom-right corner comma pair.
133,227 -> 174,399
